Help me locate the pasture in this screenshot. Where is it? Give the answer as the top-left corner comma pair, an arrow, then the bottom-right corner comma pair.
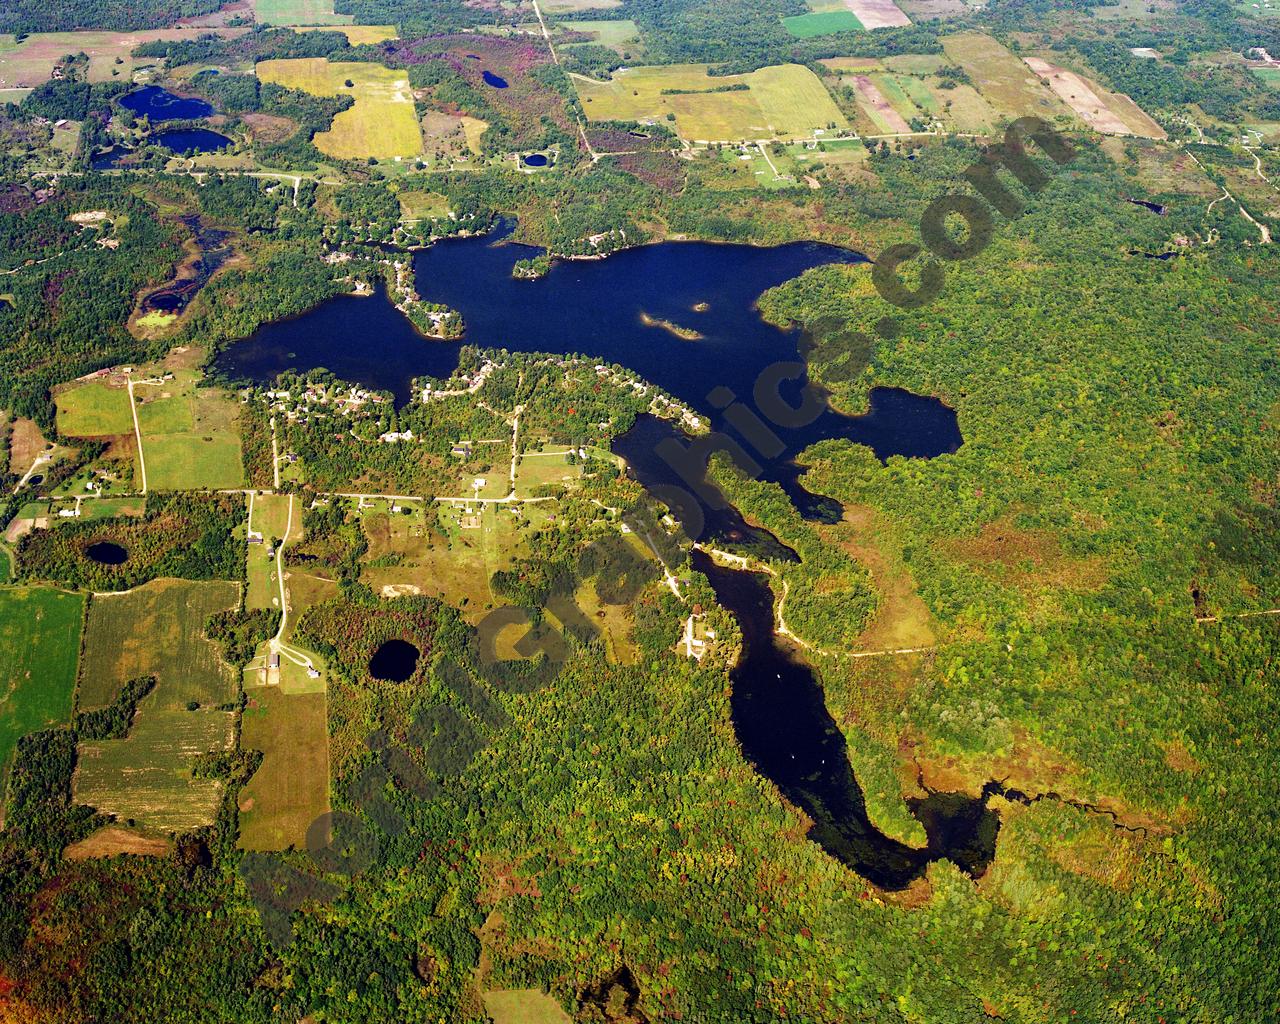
253,0 -> 352,26
0,30 -> 231,89
238,687 -> 329,851
1252,67 -> 1280,86
77,578 -> 240,710
134,372 -> 245,490
257,58 -> 423,160
941,32 -> 1070,121
75,704 -> 234,831
574,63 -> 848,142
0,587 -> 83,814
55,379 -> 134,439
562,20 -> 641,52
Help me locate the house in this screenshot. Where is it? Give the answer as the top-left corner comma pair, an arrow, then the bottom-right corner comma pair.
268,653 -> 280,670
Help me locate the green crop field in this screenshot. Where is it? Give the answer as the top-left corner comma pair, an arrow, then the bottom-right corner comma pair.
75,705 -> 234,831
253,0 -> 353,26
257,58 -> 423,160
134,374 -> 245,491
0,587 -> 83,814
562,20 -> 642,51
54,380 -> 134,438
781,10 -> 864,37
78,578 -> 240,711
238,687 -> 329,851
573,63 -> 848,142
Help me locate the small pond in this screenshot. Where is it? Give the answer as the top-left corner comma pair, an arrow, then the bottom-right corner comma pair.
85,541 -> 129,565
91,145 -> 136,170
152,129 -> 233,155
482,70 -> 509,88
368,639 -> 420,682
522,153 -> 548,167
120,86 -> 214,122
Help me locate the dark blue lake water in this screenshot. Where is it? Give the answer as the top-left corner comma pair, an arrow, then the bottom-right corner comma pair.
217,229 -> 961,520
522,153 -> 548,167
483,70 -> 508,88
119,86 -> 214,121
153,128 -> 233,154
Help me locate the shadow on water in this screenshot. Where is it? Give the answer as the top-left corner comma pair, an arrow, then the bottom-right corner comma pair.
692,550 -> 999,889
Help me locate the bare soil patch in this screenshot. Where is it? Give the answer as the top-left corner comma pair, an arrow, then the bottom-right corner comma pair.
64,826 -> 171,860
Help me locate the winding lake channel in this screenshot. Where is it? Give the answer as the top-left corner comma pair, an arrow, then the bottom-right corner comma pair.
218,228 -> 984,886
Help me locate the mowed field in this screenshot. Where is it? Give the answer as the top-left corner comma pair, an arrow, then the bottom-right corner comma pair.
573,63 -> 848,142
0,587 -> 83,813
253,0 -> 352,26
483,990 -> 573,1024
562,19 -> 642,52
134,372 -> 245,490
782,10 -> 863,38
0,30 -> 238,89
257,58 -> 423,160
238,686 -> 329,850
55,379 -> 134,438
247,492 -> 292,610
73,578 -> 239,830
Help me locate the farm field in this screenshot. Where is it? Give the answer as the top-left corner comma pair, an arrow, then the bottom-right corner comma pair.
512,451 -> 585,498
74,704 -> 234,831
133,372 -> 245,490
850,75 -> 912,133
0,29 -> 238,89
1024,56 -> 1165,138
942,31 -> 1070,121
253,0 -> 352,26
562,20 -> 641,51
0,587 -> 83,814
77,578 -> 240,711
247,492 -> 292,610
238,686 -> 329,851
542,0 -> 621,10
399,189 -> 451,220
55,379 -> 134,439
573,63 -> 848,142
297,24 -> 397,43
782,10 -> 863,37
1252,67 -> 1280,86
79,496 -> 146,520
257,58 -> 423,160
845,0 -> 912,29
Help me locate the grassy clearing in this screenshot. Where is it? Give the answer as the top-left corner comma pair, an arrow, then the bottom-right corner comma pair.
0,29 -> 232,89
542,0 -> 620,10
78,578 -> 240,711
1252,67 -> 1280,86
75,704 -> 234,831
782,10 -> 863,37
253,0 -> 352,26
563,20 -> 641,51
0,587 -> 83,813
238,686 -> 329,850
399,189 -> 452,220
55,380 -> 134,439
574,63 -> 847,142
257,57 -> 422,160
134,372 -> 245,490
297,24 -> 397,43
79,496 -> 146,521
483,990 -> 573,1024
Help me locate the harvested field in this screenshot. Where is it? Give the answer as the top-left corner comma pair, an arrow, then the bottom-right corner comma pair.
78,578 -> 239,711
253,0 -> 352,25
75,704 -> 234,831
238,687 -> 329,851
64,826 -> 171,860
819,57 -> 883,72
852,75 -> 911,133
844,0 -> 911,29
0,29 -> 241,89
257,58 -> 422,160
562,20 -> 641,52
942,32 -> 1069,121
1024,56 -> 1165,138
0,586 -> 83,814
574,63 -> 848,142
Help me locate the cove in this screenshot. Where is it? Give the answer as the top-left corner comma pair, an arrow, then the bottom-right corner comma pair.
218,228 -> 961,520
120,86 -> 214,121
692,549 -> 999,888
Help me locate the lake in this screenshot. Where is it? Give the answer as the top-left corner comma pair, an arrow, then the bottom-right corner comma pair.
152,129 -> 234,155
119,86 -> 214,121
218,228 -> 960,519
